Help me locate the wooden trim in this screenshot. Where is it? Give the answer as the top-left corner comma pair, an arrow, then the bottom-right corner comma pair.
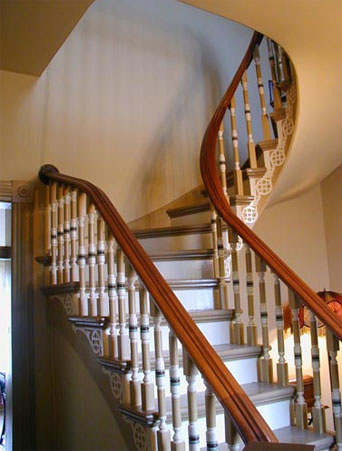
167,201 -> 210,218
0,246 -> 11,259
0,180 -> 35,203
38,155 -> 277,443
200,31 -> 342,343
11,202 -> 36,450
97,357 -> 130,374
35,255 -> 51,266
68,316 -> 109,329
118,404 -> 156,426
255,139 -> 279,152
229,195 -> 255,206
41,281 -> 80,296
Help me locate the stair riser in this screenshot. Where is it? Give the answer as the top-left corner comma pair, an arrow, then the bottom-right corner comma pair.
153,259 -> 214,279
138,232 -> 213,252
154,319 -> 230,352
160,356 -> 259,398
170,210 -> 210,226
73,284 -> 218,315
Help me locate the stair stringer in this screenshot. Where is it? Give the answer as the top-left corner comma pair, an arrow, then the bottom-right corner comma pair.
48,295 -> 153,451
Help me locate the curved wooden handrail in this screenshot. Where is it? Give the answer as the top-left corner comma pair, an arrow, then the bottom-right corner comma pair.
200,32 -> 342,340
39,163 -> 277,444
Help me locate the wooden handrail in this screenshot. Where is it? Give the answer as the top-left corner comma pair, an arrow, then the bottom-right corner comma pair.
200,31 -> 342,340
39,163 -> 277,444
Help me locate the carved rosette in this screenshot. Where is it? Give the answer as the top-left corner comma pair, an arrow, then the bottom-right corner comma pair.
0,180 -> 34,203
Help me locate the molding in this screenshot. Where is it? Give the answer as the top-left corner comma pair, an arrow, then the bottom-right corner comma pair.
119,404 -> 156,427
229,195 -> 254,206
256,139 -> 279,153
11,202 -> 36,449
0,180 -> 35,203
68,315 -> 108,329
41,281 -> 80,296
98,357 -> 130,374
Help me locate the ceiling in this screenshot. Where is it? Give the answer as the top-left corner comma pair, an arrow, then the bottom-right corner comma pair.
0,0 -> 94,76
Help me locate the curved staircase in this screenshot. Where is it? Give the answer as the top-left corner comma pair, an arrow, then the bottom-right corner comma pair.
35,32 -> 342,451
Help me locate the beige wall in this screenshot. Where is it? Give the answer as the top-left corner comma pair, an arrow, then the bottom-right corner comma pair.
254,183 -> 330,291
0,0 -> 265,222
321,164 -> 342,292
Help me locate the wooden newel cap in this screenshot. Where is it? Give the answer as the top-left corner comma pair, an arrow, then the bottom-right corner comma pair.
39,164 -> 59,185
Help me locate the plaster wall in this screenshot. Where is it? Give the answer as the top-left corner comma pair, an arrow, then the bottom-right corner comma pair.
0,0 -> 269,222
254,183 -> 330,291
321,165 -> 342,292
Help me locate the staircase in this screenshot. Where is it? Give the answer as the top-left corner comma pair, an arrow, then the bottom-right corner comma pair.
34,33 -> 342,451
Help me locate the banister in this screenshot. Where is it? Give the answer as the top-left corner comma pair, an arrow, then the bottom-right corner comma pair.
39,163 -> 277,444
200,31 -> 342,340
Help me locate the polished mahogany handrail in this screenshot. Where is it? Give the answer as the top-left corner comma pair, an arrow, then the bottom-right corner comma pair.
39,163 -> 277,444
200,31 -> 342,340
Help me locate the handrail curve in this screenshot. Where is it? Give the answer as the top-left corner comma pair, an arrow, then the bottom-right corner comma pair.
39,164 -> 277,444
200,32 -> 342,340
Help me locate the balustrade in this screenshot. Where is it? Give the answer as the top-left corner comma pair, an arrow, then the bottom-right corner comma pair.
38,32 -> 342,451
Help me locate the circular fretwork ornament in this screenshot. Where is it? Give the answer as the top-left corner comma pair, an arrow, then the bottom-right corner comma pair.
270,149 -> 285,167
242,205 -> 257,224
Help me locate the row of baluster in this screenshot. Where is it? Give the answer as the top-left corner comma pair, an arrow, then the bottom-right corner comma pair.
215,38 -> 291,201
44,179 -> 342,449
45,182 -> 224,450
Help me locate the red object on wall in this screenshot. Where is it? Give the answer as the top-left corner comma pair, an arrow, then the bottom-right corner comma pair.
298,290 -> 342,329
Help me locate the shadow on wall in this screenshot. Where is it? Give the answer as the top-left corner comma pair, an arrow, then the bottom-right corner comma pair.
132,42 -> 222,218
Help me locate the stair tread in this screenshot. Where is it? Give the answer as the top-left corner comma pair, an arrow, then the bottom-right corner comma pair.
42,278 -> 223,297
273,425 -> 334,448
145,278 -> 222,289
36,248 -> 216,267
204,425 -> 334,450
100,342 -> 261,371
76,309 -> 234,326
149,248 -> 215,260
167,195 -> 254,218
189,308 -> 234,322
